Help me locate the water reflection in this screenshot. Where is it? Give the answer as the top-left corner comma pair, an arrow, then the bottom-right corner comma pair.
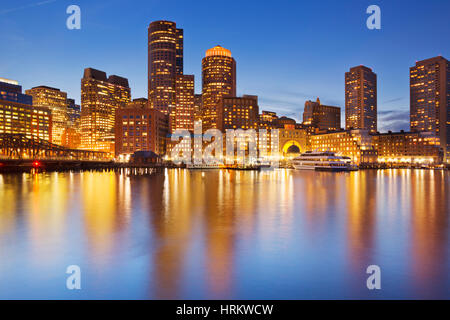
0,169 -> 448,299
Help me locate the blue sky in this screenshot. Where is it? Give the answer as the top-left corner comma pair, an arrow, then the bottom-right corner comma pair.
0,0 -> 449,132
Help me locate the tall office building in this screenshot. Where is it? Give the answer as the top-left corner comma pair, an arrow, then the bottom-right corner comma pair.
303,97 -> 341,132
202,45 -> 236,130
0,78 -> 51,141
173,74 -> 195,132
410,56 -> 449,162
81,68 -> 130,153
26,86 -> 68,145
148,20 -> 183,114
345,65 -> 377,133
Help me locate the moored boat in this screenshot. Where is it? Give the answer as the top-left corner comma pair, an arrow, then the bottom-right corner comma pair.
292,151 -> 358,172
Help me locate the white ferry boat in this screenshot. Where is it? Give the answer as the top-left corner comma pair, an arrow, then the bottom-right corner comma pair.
292,151 -> 358,172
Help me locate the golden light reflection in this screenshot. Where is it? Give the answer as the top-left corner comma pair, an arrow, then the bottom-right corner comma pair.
0,169 -> 448,299
82,171 -> 120,266
410,169 -> 449,295
152,169 -> 294,298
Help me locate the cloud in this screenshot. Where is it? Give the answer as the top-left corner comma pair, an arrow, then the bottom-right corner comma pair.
0,0 -> 57,15
382,97 -> 405,104
378,109 -> 410,133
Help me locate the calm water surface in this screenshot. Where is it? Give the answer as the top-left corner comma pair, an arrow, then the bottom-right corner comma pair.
0,169 -> 449,299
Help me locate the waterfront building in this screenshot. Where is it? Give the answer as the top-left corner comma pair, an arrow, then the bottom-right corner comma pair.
115,99 -> 169,158
80,68 -> 130,153
173,74 -> 195,132
148,20 -> 182,115
303,97 -> 341,132
0,78 -> 33,105
410,56 -> 449,162
372,131 -> 443,165
278,127 -> 309,156
0,100 -> 52,142
0,79 -> 51,142
25,85 -> 68,145
202,45 -> 236,131
220,95 -> 259,131
0,101 -> 52,142
345,65 -> 377,133
310,129 -> 377,165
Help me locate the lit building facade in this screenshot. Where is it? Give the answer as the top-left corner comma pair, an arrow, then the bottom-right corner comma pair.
0,79 -> 52,142
345,65 -> 377,133
221,95 -> 259,131
173,74 -> 195,132
373,131 -> 443,165
0,78 -> 33,105
202,45 -> 236,130
310,129 -> 377,165
25,85 -> 68,145
148,20 -> 183,115
0,100 -> 52,142
115,100 -> 169,158
81,68 -> 131,153
410,56 -> 449,162
303,97 -> 341,132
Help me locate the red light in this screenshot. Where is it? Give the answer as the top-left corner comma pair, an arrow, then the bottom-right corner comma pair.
32,161 -> 41,168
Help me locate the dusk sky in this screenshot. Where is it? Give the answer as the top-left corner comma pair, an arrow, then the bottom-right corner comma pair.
0,0 -> 449,132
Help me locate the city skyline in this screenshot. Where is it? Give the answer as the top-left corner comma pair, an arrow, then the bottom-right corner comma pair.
1,0 -> 449,132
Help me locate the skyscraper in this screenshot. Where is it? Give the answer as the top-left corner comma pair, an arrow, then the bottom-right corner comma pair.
202,45 -> 236,131
345,65 -> 377,133
410,56 -> 449,162
148,20 -> 183,115
26,86 -> 68,145
174,74 -> 195,132
81,68 -> 130,153
303,97 -> 341,132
